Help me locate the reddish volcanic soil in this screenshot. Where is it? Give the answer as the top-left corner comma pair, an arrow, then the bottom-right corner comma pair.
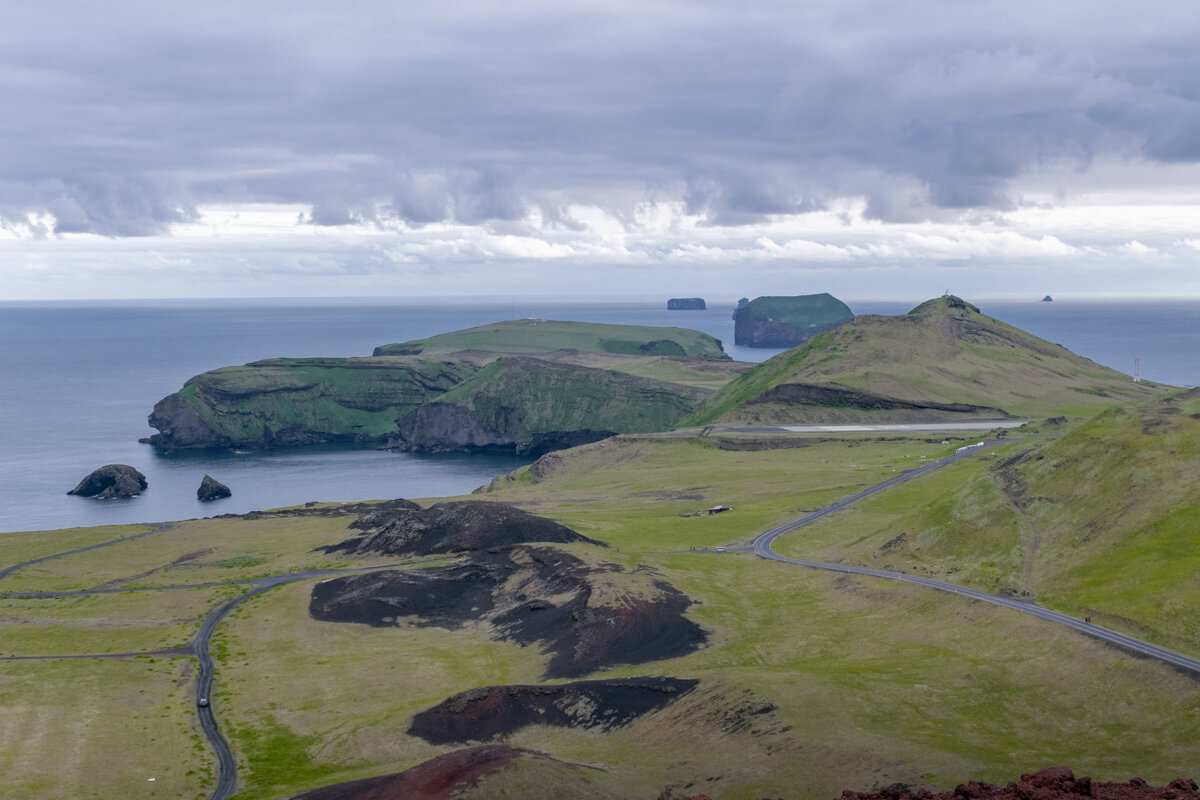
685,767 -> 1199,800
290,745 -> 524,800
831,767 -> 1200,800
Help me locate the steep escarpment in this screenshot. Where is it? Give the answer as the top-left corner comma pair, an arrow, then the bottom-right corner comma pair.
145,319 -> 730,452
385,357 -> 708,454
144,357 -> 477,450
733,293 -> 854,347
692,295 -> 1169,426
309,543 -> 707,678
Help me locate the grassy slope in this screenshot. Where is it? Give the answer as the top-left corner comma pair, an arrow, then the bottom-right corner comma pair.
177,357 -> 478,443
747,293 -> 854,328
771,390 -> 1200,656
690,297 -> 1170,426
373,318 -> 728,359
418,357 -> 709,439
6,425 -> 1200,798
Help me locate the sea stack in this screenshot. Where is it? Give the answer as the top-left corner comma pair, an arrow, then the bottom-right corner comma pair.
197,474 -> 232,501
68,464 -> 147,499
1043,295 -> 1053,302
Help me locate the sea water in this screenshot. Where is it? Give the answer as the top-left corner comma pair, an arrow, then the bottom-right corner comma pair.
0,296 -> 1194,534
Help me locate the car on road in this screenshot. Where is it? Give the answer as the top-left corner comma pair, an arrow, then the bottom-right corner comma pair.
198,697 -> 209,707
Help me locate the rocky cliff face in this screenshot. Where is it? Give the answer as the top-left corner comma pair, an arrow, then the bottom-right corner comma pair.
733,293 -> 854,347
386,356 -> 708,455
143,357 -> 477,450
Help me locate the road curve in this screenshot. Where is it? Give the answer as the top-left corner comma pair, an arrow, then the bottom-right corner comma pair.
750,444 -> 1200,678
193,564 -> 430,800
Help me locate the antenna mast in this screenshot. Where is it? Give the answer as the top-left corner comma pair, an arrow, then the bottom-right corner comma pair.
1134,358 -> 1141,383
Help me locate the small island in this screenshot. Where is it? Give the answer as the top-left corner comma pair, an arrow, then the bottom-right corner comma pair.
667,297 -> 705,310
1043,295 -> 1054,302
733,292 -> 854,347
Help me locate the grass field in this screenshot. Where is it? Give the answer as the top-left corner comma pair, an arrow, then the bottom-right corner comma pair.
3,424 -> 1200,799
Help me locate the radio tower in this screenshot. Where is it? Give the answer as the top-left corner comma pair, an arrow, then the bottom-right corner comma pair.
1134,357 -> 1141,383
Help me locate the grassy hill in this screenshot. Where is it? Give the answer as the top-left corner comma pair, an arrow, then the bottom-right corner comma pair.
6,420 -> 1200,798
373,318 -> 728,359
690,296 -> 1170,426
146,320 -> 742,451
389,356 -> 709,454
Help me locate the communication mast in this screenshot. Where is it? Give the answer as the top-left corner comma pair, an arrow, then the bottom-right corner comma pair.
1134,357 -> 1141,383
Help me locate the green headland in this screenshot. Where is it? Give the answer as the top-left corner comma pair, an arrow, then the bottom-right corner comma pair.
5,297 -> 1198,799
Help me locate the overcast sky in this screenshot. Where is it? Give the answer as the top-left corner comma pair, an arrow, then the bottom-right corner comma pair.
3,0 -> 1200,300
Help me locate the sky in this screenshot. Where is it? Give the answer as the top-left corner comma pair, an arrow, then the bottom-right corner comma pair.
3,0 -> 1200,300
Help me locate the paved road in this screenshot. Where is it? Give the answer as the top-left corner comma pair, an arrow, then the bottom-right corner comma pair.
0,522 -> 173,582
189,565 -> 415,800
1,522 -> 428,800
748,443 -> 1200,677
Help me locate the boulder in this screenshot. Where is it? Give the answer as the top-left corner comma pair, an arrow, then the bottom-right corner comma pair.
197,474 -> 231,501
67,464 -> 147,499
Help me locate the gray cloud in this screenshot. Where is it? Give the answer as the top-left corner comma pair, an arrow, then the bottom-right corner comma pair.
2,0 -> 1199,235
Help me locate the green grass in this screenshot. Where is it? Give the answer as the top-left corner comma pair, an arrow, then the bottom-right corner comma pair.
688,298 -> 1169,427
0,657 -> 213,799
7,423 -> 1200,799
374,319 -> 727,359
0,587 -> 235,656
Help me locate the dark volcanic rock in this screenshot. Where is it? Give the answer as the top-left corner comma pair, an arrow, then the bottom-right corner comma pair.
67,464 -> 147,499
409,677 -> 698,744
668,297 -> 706,310
749,383 -> 1013,418
309,544 -> 707,678
840,767 -> 1200,800
197,474 -> 231,501
319,500 -> 594,556
291,744 -> 525,800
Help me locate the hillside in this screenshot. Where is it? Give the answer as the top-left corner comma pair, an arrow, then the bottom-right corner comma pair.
144,356 -> 478,450
387,357 -> 708,454
373,318 -> 728,359
691,296 -> 1169,426
145,320 -> 738,451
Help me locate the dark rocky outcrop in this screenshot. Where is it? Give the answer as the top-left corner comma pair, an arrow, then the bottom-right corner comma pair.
67,464 -> 147,499
748,383 -> 1013,418
309,544 -> 707,678
733,293 -> 854,347
409,677 -> 698,744
318,500 -> 593,556
197,474 -> 231,501
668,297 -> 706,310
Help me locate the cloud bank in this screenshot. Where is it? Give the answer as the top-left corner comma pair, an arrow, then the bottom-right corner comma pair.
2,0 -> 1200,297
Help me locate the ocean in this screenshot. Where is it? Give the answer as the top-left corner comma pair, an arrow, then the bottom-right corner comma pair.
0,296 -> 1195,535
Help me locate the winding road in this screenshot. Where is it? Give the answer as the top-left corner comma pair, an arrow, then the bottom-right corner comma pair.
5,435 -> 1200,799
0,527 -> 430,800
746,441 -> 1200,677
